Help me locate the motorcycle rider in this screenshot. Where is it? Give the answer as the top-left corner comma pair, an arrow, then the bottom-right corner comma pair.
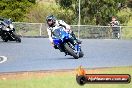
0,18 -> 15,31
0,18 -> 15,36
46,15 -> 81,48
0,17 -> 4,36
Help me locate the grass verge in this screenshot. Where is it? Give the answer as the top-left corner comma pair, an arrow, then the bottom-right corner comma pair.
0,66 -> 132,88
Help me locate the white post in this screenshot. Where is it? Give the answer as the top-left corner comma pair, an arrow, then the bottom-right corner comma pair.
39,23 -> 42,36
78,0 -> 81,39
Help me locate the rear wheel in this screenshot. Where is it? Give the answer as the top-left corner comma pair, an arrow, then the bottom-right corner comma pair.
1,32 -> 8,42
3,39 -> 8,42
1,36 -> 8,42
64,43 -> 79,59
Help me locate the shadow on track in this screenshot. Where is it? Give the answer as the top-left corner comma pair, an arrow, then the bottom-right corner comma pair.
56,57 -> 76,60
0,40 -> 22,43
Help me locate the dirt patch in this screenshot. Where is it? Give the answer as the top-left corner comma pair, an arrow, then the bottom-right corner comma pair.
0,70 -> 75,80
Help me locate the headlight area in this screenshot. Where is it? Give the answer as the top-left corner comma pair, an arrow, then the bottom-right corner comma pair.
10,24 -> 14,29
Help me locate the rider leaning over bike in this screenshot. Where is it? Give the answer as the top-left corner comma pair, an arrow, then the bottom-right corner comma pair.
46,15 -> 81,48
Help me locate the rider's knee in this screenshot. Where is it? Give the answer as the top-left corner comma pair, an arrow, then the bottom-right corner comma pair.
53,45 -> 58,49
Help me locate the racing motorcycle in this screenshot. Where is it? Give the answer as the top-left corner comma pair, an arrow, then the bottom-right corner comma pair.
52,26 -> 84,59
0,18 -> 21,42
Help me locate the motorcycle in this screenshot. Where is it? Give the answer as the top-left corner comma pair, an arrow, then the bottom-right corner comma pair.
0,18 -> 21,42
52,26 -> 84,59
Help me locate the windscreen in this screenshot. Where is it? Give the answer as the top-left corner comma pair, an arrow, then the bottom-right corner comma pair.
52,27 -> 64,38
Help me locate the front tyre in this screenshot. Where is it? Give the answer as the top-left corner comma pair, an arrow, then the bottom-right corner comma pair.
15,36 -> 21,43
79,51 -> 84,58
12,32 -> 21,43
64,43 -> 79,59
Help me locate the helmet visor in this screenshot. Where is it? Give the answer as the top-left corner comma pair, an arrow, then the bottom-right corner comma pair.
47,19 -> 53,25
47,19 -> 52,21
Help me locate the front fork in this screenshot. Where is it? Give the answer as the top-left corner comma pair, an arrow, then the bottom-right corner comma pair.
8,31 -> 16,40
74,44 -> 81,53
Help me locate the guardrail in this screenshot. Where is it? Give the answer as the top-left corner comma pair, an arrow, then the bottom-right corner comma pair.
13,22 -> 132,39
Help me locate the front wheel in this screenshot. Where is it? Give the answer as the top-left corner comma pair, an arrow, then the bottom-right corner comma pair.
79,51 -> 84,58
15,36 -> 21,43
12,32 -> 21,43
64,43 -> 79,59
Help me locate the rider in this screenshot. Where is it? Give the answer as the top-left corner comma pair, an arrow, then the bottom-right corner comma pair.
0,17 -> 4,35
46,15 -> 81,48
0,18 -> 15,36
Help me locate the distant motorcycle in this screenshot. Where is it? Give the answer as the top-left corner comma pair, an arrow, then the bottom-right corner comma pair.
52,26 -> 84,59
0,18 -> 21,42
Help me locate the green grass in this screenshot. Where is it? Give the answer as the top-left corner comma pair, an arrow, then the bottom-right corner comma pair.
0,66 -> 132,88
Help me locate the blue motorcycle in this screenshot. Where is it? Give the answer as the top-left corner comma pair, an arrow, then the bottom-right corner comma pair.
52,27 -> 84,59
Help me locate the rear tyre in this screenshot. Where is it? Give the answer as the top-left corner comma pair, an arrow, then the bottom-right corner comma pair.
64,43 -> 79,59
3,39 -> 8,42
1,37 -> 8,42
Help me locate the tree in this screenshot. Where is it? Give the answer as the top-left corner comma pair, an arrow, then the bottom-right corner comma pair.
24,2 -> 74,24
56,0 -> 127,25
0,0 -> 35,22
127,0 -> 132,8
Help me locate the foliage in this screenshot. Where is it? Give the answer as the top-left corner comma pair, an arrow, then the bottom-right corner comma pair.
1,0 -> 132,25
117,8 -> 132,25
56,0 -> 128,25
24,2 -> 75,24
0,66 -> 132,88
0,0 -> 35,21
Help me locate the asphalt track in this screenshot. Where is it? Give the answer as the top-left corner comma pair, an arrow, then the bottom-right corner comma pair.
0,38 -> 132,72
